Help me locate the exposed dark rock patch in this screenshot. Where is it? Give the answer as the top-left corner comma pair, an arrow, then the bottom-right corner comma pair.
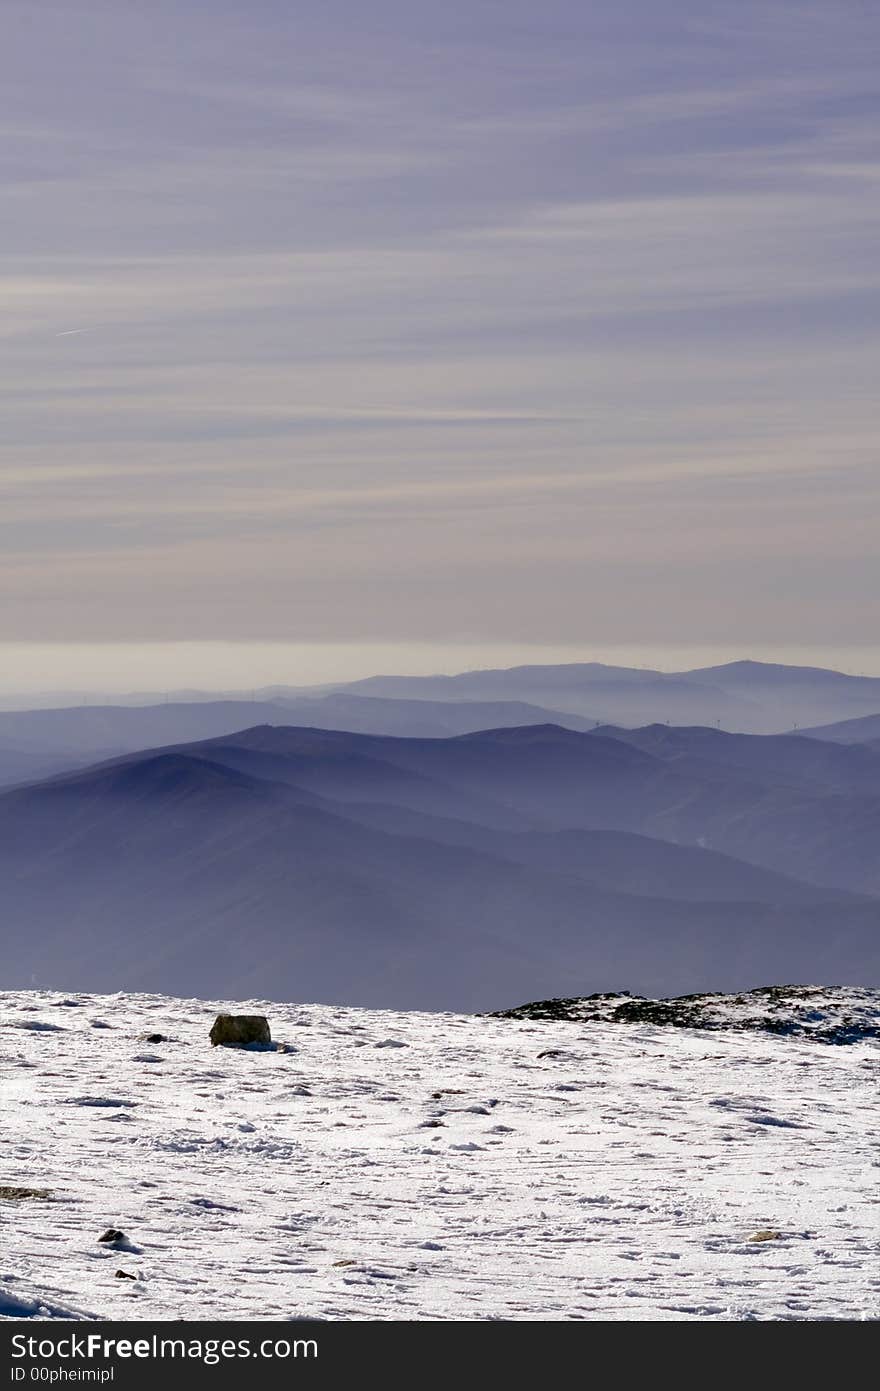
209,1014 -> 271,1047
489,985 -> 880,1044
97,1228 -> 127,1245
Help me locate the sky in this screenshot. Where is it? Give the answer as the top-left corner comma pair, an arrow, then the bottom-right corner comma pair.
2,0 -> 879,692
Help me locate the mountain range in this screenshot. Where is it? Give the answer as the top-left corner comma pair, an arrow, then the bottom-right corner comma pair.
337,657 -> 880,733
2,658 -> 880,793
2,706 -> 878,1010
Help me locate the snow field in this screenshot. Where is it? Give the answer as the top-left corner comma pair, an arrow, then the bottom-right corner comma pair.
1,989 -> 877,1321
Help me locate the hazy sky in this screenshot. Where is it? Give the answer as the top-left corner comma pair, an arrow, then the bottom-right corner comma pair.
2,1 -> 879,688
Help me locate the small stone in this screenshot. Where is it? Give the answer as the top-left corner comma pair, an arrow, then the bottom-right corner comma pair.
142,1033 -> 167,1044
209,1014 -> 271,1047
114,1270 -> 137,1280
98,1228 -> 127,1244
749,1229 -> 782,1242
332,1259 -> 357,1267
0,1186 -> 51,1201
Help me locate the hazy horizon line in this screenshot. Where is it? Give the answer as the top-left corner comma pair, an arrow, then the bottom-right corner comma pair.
1,638 -> 879,702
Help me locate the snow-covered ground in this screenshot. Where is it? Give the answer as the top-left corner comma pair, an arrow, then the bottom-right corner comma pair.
1,987 -> 877,1322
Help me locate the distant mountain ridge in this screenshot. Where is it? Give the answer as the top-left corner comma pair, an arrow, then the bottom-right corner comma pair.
337,658 -> 880,733
0,694 -> 598,787
2,716 -> 878,1009
3,660 -> 880,789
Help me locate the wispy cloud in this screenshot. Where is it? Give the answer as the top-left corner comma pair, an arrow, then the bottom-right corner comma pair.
1,0 -> 878,654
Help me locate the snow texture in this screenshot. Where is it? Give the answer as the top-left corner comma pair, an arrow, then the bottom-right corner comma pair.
1,987 -> 878,1322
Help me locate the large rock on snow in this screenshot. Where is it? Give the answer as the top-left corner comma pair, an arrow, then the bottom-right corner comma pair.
209,1013 -> 271,1047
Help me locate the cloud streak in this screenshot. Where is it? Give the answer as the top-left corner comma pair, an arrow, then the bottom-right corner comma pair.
1,0 -> 878,660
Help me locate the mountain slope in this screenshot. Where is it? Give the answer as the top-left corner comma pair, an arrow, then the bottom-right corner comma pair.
796,712 -> 880,744
334,808 -> 852,906
119,722 -> 880,896
0,700 -> 296,760
0,746 -> 83,790
275,692 -> 599,737
592,723 -> 880,796
2,729 -> 879,1007
0,693 -> 598,765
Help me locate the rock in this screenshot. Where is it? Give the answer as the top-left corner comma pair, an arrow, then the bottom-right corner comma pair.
332,1259 -> 357,1267
0,1186 -> 51,1201
114,1270 -> 137,1280
209,1014 -> 271,1047
749,1229 -> 782,1242
98,1228 -> 127,1245
142,1033 -> 167,1044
